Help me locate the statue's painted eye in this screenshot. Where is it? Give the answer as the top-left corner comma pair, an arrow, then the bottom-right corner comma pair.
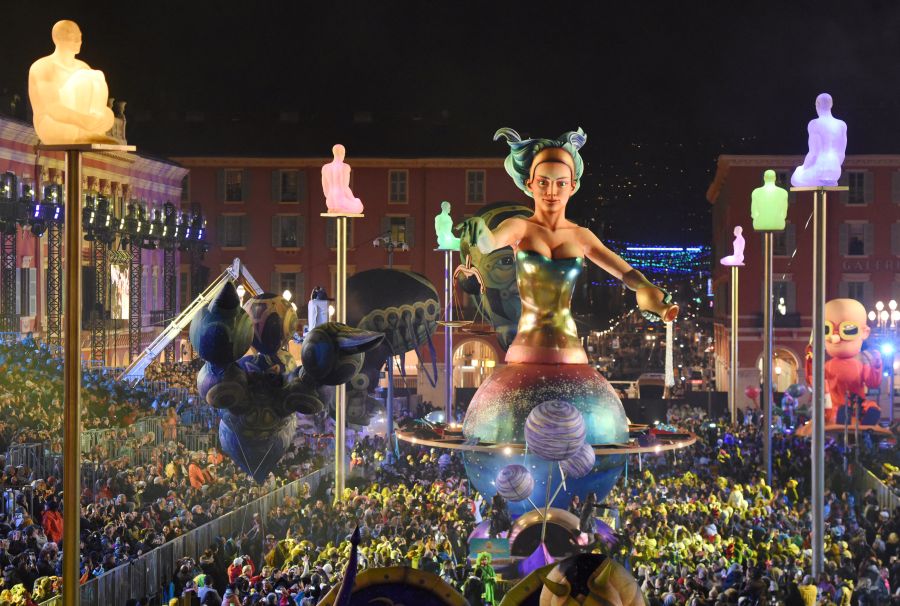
839,322 -> 859,339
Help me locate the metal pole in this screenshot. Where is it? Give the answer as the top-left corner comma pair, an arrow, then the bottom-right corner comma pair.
444,249 -> 453,424
811,189 -> 827,577
62,150 -> 83,606
730,265 -> 739,424
762,232 -> 773,483
387,353 -> 394,459
334,215 -> 348,501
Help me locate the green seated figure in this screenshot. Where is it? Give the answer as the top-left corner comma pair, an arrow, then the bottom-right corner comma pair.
751,170 -> 788,232
435,201 -> 461,250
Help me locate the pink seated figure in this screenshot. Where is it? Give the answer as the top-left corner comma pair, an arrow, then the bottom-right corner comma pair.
719,226 -> 745,267
791,93 -> 847,187
322,144 -> 364,214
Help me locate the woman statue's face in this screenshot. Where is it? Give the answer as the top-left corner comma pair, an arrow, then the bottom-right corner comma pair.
527,161 -> 575,213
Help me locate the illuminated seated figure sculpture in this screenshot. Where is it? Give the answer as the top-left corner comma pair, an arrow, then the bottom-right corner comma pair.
434,201 -> 461,250
455,127 -> 678,514
28,20 -> 116,145
751,170 -> 788,231
719,226 -> 745,267
791,93 -> 847,187
322,144 -> 364,214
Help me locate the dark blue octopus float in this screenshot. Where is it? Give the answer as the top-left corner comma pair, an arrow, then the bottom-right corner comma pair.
190,282 -> 382,482
341,269 -> 441,426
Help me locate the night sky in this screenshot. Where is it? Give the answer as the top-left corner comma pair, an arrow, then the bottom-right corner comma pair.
3,2 -> 900,243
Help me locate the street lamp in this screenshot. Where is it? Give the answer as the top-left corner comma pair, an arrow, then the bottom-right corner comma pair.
868,299 -> 899,422
372,231 -> 409,268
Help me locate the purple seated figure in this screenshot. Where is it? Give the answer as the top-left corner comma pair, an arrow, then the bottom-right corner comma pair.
791,93 -> 847,188
719,226 -> 745,267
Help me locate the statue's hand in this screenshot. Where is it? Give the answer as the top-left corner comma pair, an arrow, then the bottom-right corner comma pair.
636,287 -> 679,323
454,217 -> 487,256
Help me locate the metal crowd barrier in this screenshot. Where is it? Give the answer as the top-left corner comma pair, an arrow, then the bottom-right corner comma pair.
64,468 -> 326,606
855,465 -> 900,512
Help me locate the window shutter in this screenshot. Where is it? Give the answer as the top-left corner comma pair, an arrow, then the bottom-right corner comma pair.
838,281 -> 848,298
241,216 -> 251,247
863,171 -> 874,204
298,171 -> 308,204
863,282 -> 874,306
241,170 -> 251,202
347,218 -> 354,248
216,169 -> 225,202
863,223 -> 874,256
785,222 -> 796,256
326,219 -> 337,248
295,273 -> 305,305
271,216 -> 280,248
839,223 -> 848,256
298,216 -> 306,248
405,216 -> 415,247
892,222 -> 900,256
271,170 -> 281,203
217,216 -> 225,246
381,216 -> 391,237
29,268 -> 36,316
892,170 -> 900,204
271,272 -> 280,293
838,173 -> 849,204
786,282 -> 796,314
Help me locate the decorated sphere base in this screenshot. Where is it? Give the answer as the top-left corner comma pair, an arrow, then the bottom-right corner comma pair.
462,362 -> 627,516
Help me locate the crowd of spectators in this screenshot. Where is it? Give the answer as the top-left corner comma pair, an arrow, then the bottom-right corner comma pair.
0,339 -> 325,604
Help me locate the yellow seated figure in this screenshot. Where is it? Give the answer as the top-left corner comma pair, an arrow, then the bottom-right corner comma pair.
28,20 -> 116,145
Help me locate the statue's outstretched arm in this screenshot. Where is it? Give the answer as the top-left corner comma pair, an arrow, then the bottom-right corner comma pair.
455,216 -> 527,253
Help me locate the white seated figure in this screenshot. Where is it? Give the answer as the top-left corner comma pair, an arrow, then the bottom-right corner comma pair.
791,93 -> 847,187
322,144 -> 364,214
28,20 -> 116,145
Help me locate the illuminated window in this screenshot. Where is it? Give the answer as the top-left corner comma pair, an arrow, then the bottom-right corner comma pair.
390,216 -> 408,244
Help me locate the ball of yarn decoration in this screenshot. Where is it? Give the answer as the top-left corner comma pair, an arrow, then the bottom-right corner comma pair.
495,464 -> 534,502
524,400 -> 586,461
559,442 -> 596,479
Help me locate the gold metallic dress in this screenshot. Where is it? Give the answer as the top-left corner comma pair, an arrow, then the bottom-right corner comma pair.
504,250 -> 588,365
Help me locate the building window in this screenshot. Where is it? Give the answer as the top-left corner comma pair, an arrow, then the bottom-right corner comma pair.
275,272 -> 302,298
17,268 -> 36,317
277,170 -> 307,203
390,216 -> 408,244
847,223 -> 866,256
847,281 -> 865,302
272,215 -> 302,248
225,169 -> 243,202
775,170 -> 796,203
772,222 -> 795,257
389,170 -> 408,203
847,171 -> 866,205
325,218 -> 355,248
221,215 -> 247,248
773,281 -> 795,314
466,170 -> 485,204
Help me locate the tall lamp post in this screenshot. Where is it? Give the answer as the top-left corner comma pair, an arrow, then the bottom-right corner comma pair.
868,300 -> 899,422
751,169 -> 789,484
719,226 -> 745,423
373,231 -> 408,461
